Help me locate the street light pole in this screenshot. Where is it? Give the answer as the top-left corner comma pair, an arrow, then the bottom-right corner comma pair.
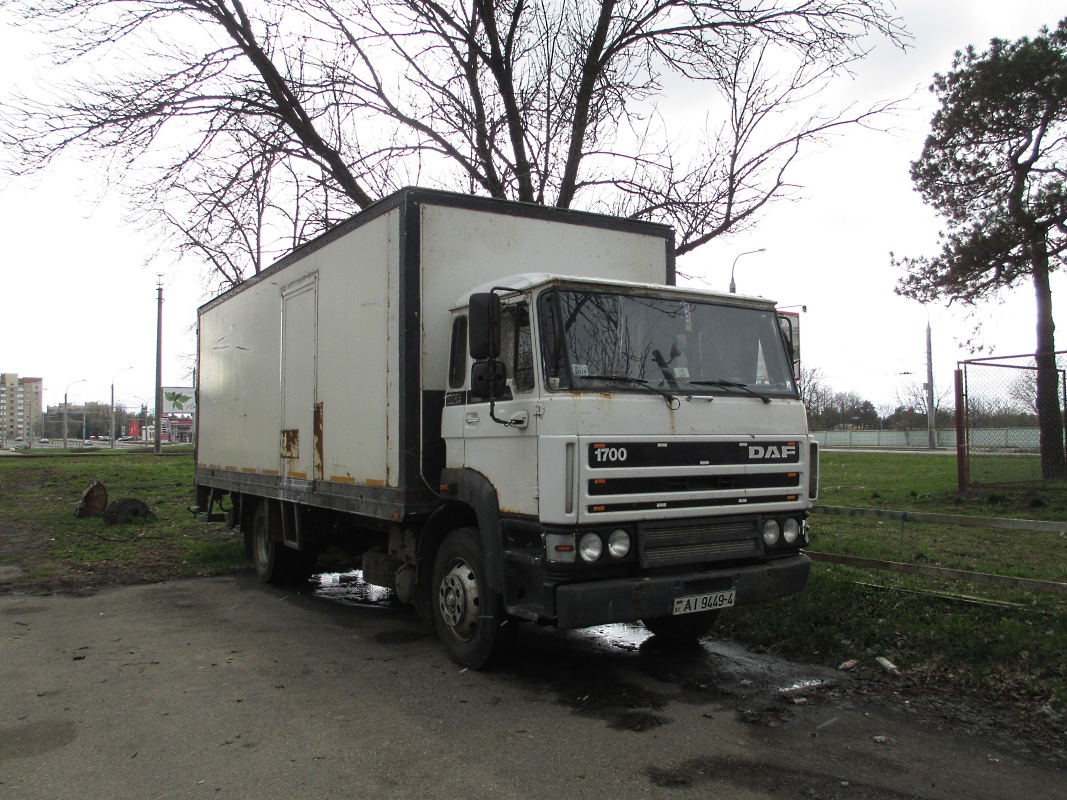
63,378 -> 86,449
110,366 -> 134,450
155,279 -> 164,455
134,395 -> 148,443
729,248 -> 766,294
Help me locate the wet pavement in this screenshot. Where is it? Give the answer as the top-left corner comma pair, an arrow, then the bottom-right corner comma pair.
2,574 -> 1063,798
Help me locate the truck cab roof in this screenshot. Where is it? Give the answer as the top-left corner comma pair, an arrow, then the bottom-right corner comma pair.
454,272 -> 778,311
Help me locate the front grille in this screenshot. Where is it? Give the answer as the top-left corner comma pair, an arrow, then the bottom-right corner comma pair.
639,520 -> 759,568
580,437 -> 808,519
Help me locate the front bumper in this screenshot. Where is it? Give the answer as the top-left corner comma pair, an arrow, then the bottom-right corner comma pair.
552,553 -> 810,629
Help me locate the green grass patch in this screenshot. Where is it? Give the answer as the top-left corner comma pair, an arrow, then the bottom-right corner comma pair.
721,451 -> 1067,709
0,452 -> 245,588
184,539 -> 246,568
817,450 -> 1067,519
720,563 -> 1067,707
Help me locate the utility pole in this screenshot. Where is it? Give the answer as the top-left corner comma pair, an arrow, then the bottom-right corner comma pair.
155,278 -> 164,456
926,320 -> 936,449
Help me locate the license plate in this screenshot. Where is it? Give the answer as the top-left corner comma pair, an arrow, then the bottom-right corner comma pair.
672,589 -> 735,615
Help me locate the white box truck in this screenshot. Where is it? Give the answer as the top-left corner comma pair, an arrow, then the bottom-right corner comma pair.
194,188 -> 817,668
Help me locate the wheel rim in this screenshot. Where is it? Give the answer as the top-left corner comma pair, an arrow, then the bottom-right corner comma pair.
438,558 -> 480,642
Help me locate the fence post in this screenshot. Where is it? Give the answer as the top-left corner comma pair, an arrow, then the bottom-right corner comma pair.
955,368 -> 968,492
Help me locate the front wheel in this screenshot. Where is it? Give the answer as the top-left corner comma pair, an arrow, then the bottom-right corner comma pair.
642,611 -> 719,643
431,527 -> 512,669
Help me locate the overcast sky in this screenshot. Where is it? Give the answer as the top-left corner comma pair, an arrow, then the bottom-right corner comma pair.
2,1 -> 1064,412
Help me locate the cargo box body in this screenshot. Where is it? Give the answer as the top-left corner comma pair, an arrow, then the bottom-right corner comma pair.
195,188 -> 673,522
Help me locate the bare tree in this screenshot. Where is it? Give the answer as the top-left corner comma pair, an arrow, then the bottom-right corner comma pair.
894,377 -> 952,425
1007,356 -> 1065,416
1,0 -> 907,278
876,402 -> 894,427
798,365 -> 833,422
965,394 -> 1036,427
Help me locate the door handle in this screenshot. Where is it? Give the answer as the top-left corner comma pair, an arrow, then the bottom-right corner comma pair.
465,412 -> 480,425
509,411 -> 529,429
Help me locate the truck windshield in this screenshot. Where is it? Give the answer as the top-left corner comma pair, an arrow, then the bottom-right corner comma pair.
538,288 -> 798,399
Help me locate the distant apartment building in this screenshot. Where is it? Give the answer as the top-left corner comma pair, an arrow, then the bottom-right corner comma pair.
0,373 -> 43,440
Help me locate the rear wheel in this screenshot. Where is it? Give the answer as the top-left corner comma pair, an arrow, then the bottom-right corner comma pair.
251,501 -> 290,584
642,611 -> 719,643
432,527 -> 511,669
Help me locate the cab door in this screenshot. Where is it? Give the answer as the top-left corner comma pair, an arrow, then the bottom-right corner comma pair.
442,299 -> 540,517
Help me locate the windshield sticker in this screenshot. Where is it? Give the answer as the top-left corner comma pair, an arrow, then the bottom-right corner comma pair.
572,364 -> 589,376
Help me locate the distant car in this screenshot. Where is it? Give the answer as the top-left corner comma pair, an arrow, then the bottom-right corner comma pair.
15,436 -> 24,442
40,438 -> 50,444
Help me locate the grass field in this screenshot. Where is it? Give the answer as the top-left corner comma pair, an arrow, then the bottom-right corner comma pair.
721,450 -> 1067,709
1,448 -> 1064,708
814,451 -> 1067,586
0,450 -> 244,588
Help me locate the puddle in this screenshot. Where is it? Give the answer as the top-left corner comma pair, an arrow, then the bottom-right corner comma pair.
312,570 -> 398,608
570,622 -> 653,652
310,577 -> 837,700
775,678 -> 835,698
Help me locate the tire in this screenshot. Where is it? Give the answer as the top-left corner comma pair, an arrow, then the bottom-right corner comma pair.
642,611 -> 719,643
251,501 -> 289,584
431,527 -> 512,669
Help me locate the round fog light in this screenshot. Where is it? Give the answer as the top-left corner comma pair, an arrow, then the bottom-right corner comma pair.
782,518 -> 800,544
579,532 -> 603,562
607,529 -> 631,558
762,519 -> 781,547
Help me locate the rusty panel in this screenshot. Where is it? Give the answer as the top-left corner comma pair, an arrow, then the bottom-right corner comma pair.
281,428 -> 299,459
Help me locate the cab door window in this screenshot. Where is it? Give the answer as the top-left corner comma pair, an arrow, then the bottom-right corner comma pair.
448,316 -> 468,389
500,302 -> 534,393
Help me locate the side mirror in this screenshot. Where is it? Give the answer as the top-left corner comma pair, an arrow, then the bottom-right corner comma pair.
778,313 -> 800,382
469,292 -> 501,360
470,361 -> 507,400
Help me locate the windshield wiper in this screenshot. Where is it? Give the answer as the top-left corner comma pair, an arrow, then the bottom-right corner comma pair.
689,379 -> 772,404
581,374 -> 679,408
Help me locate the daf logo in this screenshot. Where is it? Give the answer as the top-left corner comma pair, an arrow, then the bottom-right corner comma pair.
748,443 -> 797,460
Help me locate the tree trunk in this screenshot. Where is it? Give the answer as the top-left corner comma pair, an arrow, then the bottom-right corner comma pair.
1031,251 -> 1066,479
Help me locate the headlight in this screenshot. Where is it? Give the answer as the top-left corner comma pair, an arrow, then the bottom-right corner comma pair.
762,519 -> 780,547
607,529 -> 631,559
782,518 -> 800,544
579,532 -> 603,562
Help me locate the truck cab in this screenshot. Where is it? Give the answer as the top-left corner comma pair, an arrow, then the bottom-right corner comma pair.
433,273 -> 815,666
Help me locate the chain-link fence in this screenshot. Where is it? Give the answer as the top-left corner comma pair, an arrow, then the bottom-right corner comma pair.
956,352 -> 1066,488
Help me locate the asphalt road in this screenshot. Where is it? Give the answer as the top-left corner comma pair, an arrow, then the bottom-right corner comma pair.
2,575 -> 1062,799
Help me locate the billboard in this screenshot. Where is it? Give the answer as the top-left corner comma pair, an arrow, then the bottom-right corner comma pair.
162,387 -> 196,415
